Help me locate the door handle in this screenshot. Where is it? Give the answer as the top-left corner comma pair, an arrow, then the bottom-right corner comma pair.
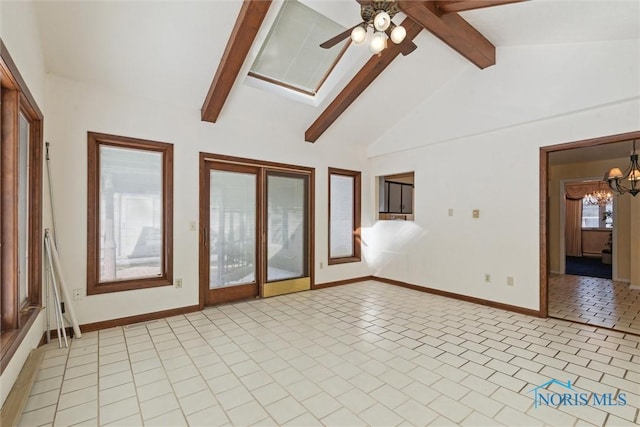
203,227 -> 208,247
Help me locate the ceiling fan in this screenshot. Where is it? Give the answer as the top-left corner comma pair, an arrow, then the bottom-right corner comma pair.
320,0 -> 417,55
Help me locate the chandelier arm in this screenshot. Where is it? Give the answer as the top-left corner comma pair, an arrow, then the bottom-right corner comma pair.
609,176 -> 636,195
630,154 -> 640,196
616,154 -> 640,194
606,140 -> 640,197
607,177 -> 628,195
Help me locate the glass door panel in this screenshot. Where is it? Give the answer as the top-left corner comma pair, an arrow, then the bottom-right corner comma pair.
205,164 -> 259,305
263,171 -> 310,297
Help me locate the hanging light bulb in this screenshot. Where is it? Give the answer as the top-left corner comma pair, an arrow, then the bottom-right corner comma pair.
390,25 -> 406,44
351,25 -> 366,44
369,31 -> 386,54
373,11 -> 391,31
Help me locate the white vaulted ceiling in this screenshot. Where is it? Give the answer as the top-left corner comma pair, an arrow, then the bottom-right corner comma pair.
32,0 -> 640,147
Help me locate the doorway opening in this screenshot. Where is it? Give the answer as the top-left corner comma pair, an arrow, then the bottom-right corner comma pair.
199,153 -> 314,308
563,179 -> 613,280
540,130 -> 640,335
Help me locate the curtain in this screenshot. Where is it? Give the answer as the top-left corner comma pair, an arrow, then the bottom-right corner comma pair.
564,181 -> 609,257
565,198 -> 583,257
565,181 -> 610,199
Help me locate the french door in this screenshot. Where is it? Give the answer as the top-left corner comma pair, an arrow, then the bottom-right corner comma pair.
263,171 -> 310,297
199,155 -> 313,307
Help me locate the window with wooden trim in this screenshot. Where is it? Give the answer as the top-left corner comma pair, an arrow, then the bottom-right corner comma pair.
87,132 -> 173,295
328,168 -> 361,264
1,40 -> 44,373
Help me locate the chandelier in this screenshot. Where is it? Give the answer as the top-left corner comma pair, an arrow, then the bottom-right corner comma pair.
583,189 -> 612,206
350,1 -> 407,54
604,140 -> 640,197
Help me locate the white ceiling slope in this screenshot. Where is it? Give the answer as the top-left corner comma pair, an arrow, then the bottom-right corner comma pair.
368,38 -> 640,157
33,0 -> 640,146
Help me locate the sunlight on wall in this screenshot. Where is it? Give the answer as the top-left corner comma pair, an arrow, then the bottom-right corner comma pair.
366,220 -> 427,279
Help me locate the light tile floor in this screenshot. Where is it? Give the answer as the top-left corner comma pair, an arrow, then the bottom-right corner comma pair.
19,281 -> 640,426
549,274 -> 640,335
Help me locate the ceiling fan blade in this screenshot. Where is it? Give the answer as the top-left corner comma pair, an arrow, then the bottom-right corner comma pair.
320,24 -> 360,49
395,38 -> 417,56
385,28 -> 418,56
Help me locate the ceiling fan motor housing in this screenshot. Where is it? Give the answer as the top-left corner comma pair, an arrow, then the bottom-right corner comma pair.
361,0 -> 401,26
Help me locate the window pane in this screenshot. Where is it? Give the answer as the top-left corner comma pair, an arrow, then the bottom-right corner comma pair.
581,202 -> 600,228
209,170 -> 256,288
604,200 -> 613,229
267,174 -> 306,281
249,0 -> 347,94
330,174 -> 354,258
18,113 -> 29,305
99,146 -> 162,282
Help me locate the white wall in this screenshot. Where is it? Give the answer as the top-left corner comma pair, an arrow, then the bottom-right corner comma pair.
44,74 -> 372,326
367,38 -> 640,311
0,0 -> 48,408
369,100 -> 639,311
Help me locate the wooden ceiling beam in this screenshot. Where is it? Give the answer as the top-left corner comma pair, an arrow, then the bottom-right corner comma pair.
435,0 -> 525,14
305,18 -> 422,143
201,0 -> 271,123
398,0 -> 495,69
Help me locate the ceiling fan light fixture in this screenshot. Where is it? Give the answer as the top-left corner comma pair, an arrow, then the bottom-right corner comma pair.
369,31 -> 386,54
373,11 -> 391,31
390,25 -> 406,44
351,25 -> 367,44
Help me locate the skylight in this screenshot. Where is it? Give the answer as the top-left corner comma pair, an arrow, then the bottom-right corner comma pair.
249,0 -> 349,96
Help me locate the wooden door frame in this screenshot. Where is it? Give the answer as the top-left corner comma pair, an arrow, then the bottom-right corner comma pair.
539,130 -> 640,317
200,159 -> 262,307
263,169 -> 311,287
199,152 -> 315,309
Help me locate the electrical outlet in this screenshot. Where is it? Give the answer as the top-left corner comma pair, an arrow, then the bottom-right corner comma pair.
175,278 -> 183,288
73,288 -> 82,301
507,276 -> 514,287
484,274 -> 491,283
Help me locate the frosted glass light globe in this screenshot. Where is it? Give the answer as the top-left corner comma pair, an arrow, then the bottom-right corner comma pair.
390,25 -> 406,44
351,26 -> 366,44
369,32 -> 386,54
373,11 -> 391,31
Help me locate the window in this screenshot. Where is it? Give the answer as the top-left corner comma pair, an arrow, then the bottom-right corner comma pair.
1,40 -> 43,373
328,168 -> 361,264
249,0 -> 349,96
378,172 -> 415,220
87,132 -> 173,294
582,199 -> 613,229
